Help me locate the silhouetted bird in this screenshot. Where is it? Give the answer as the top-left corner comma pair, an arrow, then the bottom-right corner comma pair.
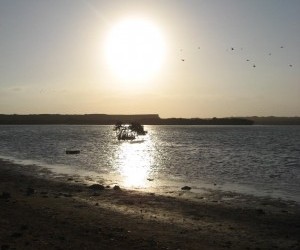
280,46 -> 284,48
253,64 -> 256,68
231,47 -> 234,51
181,59 -> 185,62
246,59 -> 250,62
289,64 -> 293,67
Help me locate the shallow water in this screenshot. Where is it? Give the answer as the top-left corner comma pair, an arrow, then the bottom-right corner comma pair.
0,125 -> 299,202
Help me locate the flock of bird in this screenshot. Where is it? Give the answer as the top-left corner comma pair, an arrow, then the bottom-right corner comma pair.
180,45 -> 294,69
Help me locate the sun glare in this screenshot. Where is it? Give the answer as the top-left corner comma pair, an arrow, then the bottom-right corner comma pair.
104,18 -> 166,82
116,139 -> 153,188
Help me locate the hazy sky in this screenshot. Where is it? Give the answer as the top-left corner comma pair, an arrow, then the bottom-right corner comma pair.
1,0 -> 299,117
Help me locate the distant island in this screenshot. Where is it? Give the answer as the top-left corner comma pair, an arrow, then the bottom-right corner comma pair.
0,114 -> 299,125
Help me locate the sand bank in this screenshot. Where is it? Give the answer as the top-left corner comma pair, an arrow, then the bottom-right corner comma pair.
0,159 -> 299,249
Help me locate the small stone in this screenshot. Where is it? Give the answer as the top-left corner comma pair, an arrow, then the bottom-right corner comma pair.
1,244 -> 10,250
181,186 -> 191,191
58,236 -> 65,241
88,184 -> 105,191
113,185 -> 121,191
63,193 -> 72,197
256,209 -> 265,215
11,232 -> 22,238
0,192 -> 11,199
26,187 -> 35,196
20,225 -> 28,231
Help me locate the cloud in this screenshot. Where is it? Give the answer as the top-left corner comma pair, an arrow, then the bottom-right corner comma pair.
11,87 -> 22,92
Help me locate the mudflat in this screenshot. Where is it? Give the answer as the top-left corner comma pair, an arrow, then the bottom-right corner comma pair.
1,159 -> 299,250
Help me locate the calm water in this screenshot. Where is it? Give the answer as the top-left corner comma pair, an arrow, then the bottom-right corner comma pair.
0,125 -> 299,202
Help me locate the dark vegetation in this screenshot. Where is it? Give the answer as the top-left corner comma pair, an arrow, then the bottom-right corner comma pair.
0,114 -> 299,125
0,114 -> 160,125
241,116 -> 300,125
160,117 -> 254,125
0,114 -> 255,125
114,121 -> 148,140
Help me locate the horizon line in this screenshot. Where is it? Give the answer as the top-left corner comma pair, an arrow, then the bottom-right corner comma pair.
0,114 -> 300,119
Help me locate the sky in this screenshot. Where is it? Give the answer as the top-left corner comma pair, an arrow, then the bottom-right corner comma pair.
0,0 -> 300,118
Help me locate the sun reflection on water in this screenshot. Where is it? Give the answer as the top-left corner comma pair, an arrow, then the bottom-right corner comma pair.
116,139 -> 153,188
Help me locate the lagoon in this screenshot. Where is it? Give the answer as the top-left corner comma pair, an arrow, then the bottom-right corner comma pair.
0,125 -> 299,202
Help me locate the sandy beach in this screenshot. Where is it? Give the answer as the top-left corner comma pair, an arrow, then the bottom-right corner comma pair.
0,159 -> 299,250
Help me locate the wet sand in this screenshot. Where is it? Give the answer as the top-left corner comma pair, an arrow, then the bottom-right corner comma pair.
1,159 -> 299,250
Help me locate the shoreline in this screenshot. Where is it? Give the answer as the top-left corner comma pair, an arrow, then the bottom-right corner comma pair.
1,159 -> 300,249
1,155 -> 299,204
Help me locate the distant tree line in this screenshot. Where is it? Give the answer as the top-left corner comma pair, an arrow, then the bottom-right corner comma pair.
1,114 -> 300,125
0,114 -> 257,125
0,114 -> 160,125
240,116 -> 300,125
158,117 -> 254,125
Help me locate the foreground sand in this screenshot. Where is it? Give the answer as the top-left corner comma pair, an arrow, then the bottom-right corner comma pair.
1,159 -> 299,250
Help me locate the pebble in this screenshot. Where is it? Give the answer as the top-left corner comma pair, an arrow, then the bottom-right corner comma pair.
1,245 -> 10,250
0,192 -> 11,199
20,224 -> 28,231
26,187 -> 35,196
11,232 -> 22,238
89,184 -> 105,191
256,209 -> 265,215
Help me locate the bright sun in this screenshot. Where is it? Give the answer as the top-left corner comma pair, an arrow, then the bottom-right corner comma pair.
104,18 -> 166,82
